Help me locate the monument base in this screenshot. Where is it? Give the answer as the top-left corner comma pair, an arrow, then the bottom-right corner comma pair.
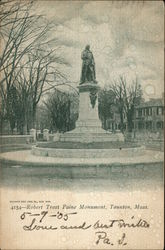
58,82 -> 124,143
59,132 -> 124,143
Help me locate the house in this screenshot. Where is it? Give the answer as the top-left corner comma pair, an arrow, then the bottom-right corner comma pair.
134,97 -> 164,132
105,94 -> 164,133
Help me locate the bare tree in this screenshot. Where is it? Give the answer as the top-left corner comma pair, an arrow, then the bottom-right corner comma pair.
110,76 -> 142,132
43,89 -> 78,133
12,46 -> 68,133
98,86 -> 115,130
0,0 -> 69,133
0,1 -> 51,123
110,77 -> 125,132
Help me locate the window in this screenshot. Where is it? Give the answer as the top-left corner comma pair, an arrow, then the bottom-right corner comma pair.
138,122 -> 144,130
157,107 -> 163,115
146,121 -> 152,129
144,108 -> 147,116
149,108 -> 152,116
138,109 -> 142,117
156,121 -> 163,129
136,110 -> 139,118
159,107 -> 163,115
146,108 -> 149,116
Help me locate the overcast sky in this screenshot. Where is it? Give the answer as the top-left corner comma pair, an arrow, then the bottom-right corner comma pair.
36,0 -> 164,100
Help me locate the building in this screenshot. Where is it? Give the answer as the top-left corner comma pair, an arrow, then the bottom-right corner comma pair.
105,95 -> 164,133
134,97 -> 164,132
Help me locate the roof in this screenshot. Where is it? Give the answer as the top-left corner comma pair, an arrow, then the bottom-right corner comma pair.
137,98 -> 164,108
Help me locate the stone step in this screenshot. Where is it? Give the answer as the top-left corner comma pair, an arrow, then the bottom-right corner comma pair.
59,132 -> 124,142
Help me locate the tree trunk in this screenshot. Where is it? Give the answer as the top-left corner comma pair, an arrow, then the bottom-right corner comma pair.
127,111 -> 134,132
119,108 -> 124,132
32,104 -> 37,129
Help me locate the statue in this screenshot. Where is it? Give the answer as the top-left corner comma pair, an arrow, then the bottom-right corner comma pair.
80,45 -> 96,84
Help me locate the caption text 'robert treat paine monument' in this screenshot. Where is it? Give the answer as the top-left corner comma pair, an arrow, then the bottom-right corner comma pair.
60,45 -> 124,143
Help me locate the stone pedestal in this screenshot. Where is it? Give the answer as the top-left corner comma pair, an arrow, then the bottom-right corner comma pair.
75,83 -> 102,133
53,132 -> 60,142
30,128 -> 36,142
43,129 -> 49,141
59,82 -> 124,143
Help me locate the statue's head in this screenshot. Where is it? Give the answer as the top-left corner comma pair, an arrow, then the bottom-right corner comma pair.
85,44 -> 90,50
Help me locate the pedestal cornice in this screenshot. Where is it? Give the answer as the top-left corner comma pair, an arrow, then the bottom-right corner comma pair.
77,81 -> 100,92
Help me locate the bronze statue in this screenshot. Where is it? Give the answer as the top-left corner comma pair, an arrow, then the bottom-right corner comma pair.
80,45 -> 96,84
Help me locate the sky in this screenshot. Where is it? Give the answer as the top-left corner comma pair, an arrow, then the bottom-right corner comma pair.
35,0 -> 164,100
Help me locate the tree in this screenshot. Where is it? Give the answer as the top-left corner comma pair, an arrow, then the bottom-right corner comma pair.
0,1 -> 48,73
109,78 -> 125,132
13,47 -> 67,133
43,90 -> 78,133
0,0 -> 68,133
98,86 -> 115,129
5,84 -> 19,133
110,76 -> 142,132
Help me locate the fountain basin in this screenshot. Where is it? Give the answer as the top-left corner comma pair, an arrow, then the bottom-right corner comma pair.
0,149 -> 163,179
32,145 -> 145,158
